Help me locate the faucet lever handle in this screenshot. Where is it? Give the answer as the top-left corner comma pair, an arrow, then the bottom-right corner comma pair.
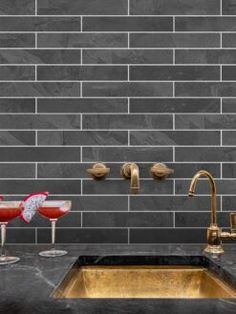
151,163 -> 174,180
230,213 -> 236,233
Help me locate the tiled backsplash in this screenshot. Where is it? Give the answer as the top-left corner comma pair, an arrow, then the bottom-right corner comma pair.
1,0 -> 236,244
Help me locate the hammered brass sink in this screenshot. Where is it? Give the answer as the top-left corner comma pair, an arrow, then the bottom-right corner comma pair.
53,265 -> 236,299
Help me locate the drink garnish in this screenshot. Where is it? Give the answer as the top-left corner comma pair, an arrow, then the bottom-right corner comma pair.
20,192 -> 49,223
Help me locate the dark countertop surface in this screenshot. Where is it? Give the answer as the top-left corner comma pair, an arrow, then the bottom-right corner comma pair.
0,244 -> 236,314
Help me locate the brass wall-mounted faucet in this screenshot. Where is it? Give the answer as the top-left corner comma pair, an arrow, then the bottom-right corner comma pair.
188,170 -> 236,254
121,163 -> 140,194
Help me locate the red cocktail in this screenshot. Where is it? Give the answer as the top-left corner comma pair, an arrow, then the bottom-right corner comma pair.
38,201 -> 71,258
0,201 -> 22,265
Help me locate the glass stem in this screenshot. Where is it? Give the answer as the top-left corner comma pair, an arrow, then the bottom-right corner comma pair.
50,219 -> 57,250
1,223 -> 7,257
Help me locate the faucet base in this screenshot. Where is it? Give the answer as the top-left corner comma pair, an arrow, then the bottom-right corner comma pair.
204,226 -> 224,254
204,244 -> 224,255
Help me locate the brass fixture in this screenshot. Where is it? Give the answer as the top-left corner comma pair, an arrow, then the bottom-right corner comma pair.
220,213 -> 236,240
150,163 -> 174,180
188,170 -> 236,255
53,265 -> 236,299
87,163 -> 110,180
121,163 -> 140,194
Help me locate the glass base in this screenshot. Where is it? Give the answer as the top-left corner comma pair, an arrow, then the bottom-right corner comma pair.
0,255 -> 20,265
39,249 -> 67,258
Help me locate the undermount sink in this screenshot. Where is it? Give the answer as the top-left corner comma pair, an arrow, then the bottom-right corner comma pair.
53,263 -> 236,299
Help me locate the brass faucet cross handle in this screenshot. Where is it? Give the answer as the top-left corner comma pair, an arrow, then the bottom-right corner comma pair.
188,170 -> 236,255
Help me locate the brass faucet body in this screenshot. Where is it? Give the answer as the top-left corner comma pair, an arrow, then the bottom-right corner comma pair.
188,170 -> 224,254
121,163 -> 140,194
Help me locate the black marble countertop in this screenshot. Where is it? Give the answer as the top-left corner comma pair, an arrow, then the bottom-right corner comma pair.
0,244 -> 236,314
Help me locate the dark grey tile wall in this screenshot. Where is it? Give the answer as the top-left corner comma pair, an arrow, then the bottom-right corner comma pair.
1,0 -> 235,244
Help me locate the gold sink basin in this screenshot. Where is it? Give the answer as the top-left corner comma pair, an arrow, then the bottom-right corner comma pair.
53,265 -> 236,299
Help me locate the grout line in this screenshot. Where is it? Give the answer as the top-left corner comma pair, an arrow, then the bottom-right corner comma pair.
35,130 -> 38,146
35,162 -> 38,178
35,32 -> 37,48
220,0 -> 223,15
128,0 -> 130,15
128,228 -> 130,244
173,212 -> 175,228
81,212 -> 83,227
35,228 -> 37,244
35,65 -> 37,81
35,0 -> 37,16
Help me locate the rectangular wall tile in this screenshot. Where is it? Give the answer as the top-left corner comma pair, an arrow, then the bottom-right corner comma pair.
175,114 -> 236,129
83,180 -> 173,195
37,98 -> 127,113
175,212 -> 229,227
0,131 -> 35,145
0,163 -> 35,178
176,17 -> 236,32
175,82 -> 236,97
130,195 -> 220,212
0,0 -> 35,15
176,49 -> 236,64
223,131 -> 236,145
0,98 -> 35,113
83,82 -> 173,97
130,229 -> 206,243
0,50 -> 81,65
0,66 -> 35,81
130,98 -> 220,113
37,228 -> 128,244
38,0 -> 128,15
223,34 -> 236,48
176,147 -> 236,162
130,66 -> 220,81
130,0 -> 220,15
0,82 -> 81,97
83,17 -> 173,32
223,0 -> 236,15
0,147 -> 81,162
0,179 -> 81,194
0,114 -> 81,129
130,33 -> 220,48
130,131 -> 220,146
83,114 -> 172,130
222,99 -> 236,113
83,212 -> 173,227
83,49 -> 173,65
83,147 -> 173,162
38,131 -> 128,146
0,17 -> 81,32
223,66 -> 236,80
38,33 -> 128,48
37,65 -> 128,81
0,34 -> 35,48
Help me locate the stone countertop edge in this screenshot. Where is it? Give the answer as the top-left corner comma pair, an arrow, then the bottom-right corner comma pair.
0,244 -> 235,314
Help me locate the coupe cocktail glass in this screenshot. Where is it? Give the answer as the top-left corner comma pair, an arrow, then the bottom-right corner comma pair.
0,201 -> 22,265
38,201 -> 71,257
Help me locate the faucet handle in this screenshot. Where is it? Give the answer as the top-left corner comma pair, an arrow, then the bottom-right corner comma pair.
230,213 -> 236,233
150,163 -> 174,180
87,163 -> 110,180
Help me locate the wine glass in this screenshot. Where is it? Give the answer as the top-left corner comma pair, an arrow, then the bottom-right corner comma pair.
38,200 -> 71,257
0,201 -> 22,265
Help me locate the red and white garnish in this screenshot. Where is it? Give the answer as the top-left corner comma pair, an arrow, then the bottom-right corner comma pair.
20,192 -> 49,223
